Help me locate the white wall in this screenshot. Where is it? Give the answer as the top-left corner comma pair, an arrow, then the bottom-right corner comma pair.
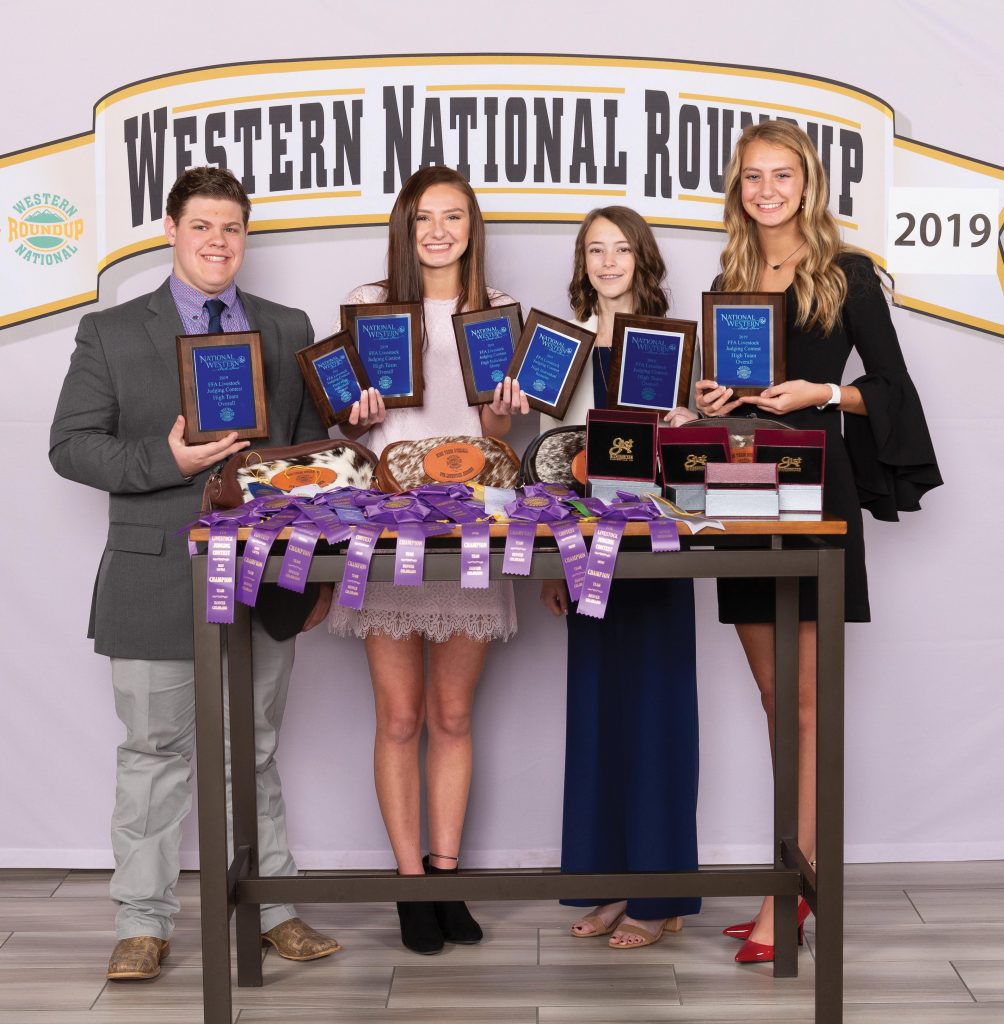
3,0 -> 1002,869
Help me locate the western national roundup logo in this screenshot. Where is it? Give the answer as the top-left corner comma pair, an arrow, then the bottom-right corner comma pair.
7,191 -> 84,266
0,53 -> 1001,335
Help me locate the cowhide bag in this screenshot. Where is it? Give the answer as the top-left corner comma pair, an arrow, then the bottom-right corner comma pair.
202,438 -> 378,641
375,435 -> 520,492
519,425 -> 587,494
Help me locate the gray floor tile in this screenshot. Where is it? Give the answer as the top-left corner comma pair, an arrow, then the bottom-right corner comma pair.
0,929 -> 205,968
540,1006 -> 815,1022
908,888 -> 1004,924
239,1010 -> 536,1022
0,870 -> 66,898
844,1006 -> 1004,1022
0,1013 -> 221,1024
0,966 -> 107,1011
808,922 -> 1004,962
846,861 -> 1004,889
672,960 -> 816,1006
953,960 -> 1004,1002
52,871 -> 200,900
0,897 -> 118,931
389,963 -> 680,1007
0,934 -> 9,950
843,961 -> 975,1003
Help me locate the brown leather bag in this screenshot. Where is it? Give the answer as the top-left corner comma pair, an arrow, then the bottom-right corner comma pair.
202,438 -> 378,511
375,435 -> 520,492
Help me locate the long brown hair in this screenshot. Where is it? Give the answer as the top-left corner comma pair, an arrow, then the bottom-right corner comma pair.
382,166 -> 489,312
569,206 -> 669,320
719,121 -> 847,334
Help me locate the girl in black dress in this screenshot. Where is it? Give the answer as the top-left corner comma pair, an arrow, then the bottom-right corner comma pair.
695,121 -> 941,963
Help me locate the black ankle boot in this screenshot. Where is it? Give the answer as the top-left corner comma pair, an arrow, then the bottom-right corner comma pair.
396,872 -> 444,955
424,854 -> 483,944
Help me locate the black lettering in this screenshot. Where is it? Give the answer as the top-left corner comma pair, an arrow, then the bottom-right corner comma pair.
331,99 -> 362,187
644,90 -> 672,198
504,98 -> 527,181
268,105 -> 294,192
533,97 -> 562,183
678,104 -> 701,190
706,106 -> 735,194
123,106 -> 168,227
204,112 -> 228,170
450,98 -> 477,181
420,98 -> 445,167
838,129 -> 863,217
484,97 -> 499,182
602,99 -> 627,185
299,102 -> 326,188
233,109 -> 262,194
173,116 -> 197,179
739,111 -> 771,131
383,86 -> 413,192
569,99 -> 597,184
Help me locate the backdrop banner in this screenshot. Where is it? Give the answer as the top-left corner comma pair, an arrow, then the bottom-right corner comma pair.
2,53 -> 1001,335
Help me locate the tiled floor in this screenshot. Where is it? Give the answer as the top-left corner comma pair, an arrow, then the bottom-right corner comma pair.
1,863 -> 1003,1022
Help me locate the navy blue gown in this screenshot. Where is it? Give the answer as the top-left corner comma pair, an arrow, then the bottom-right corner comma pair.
560,348 -> 701,921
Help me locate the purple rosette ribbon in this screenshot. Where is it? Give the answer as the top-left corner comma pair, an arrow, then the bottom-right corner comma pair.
502,521 -> 536,576
649,518 -> 681,553
503,490 -> 572,524
460,521 -> 491,589
237,508 -> 300,607
277,521 -> 322,594
576,520 -> 626,620
599,498 -> 661,521
337,523 -> 384,610
365,494 -> 437,525
549,520 -> 588,601
567,496 -> 607,519
206,520 -> 239,624
293,499 -> 353,544
413,483 -> 485,524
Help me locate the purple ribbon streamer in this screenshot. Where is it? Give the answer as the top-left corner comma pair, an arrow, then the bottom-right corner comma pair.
366,494 -> 437,525
460,521 -> 491,589
549,520 -> 588,602
425,496 -> 483,523
206,520 -> 239,624
236,509 -> 298,607
502,521 -> 536,576
503,492 -> 571,523
576,521 -> 626,620
649,518 -> 681,552
394,523 -> 427,587
277,522 -> 322,594
337,523 -> 383,610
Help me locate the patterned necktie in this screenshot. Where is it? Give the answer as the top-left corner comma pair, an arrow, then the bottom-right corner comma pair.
204,298 -> 226,334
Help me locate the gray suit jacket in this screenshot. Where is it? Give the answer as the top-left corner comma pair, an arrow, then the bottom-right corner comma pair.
50,278 -> 326,659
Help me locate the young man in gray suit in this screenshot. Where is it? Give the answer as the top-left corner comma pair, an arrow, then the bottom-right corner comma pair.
50,166 -> 339,980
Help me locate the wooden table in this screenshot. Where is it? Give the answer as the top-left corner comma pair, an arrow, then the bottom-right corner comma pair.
190,516 -> 846,1023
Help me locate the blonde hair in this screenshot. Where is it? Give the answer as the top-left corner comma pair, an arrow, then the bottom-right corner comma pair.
719,121 -> 847,334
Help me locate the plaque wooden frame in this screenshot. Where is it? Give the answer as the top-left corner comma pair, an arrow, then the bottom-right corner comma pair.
451,302 -> 524,406
295,331 -> 373,428
701,291 -> 786,399
607,313 -> 697,413
340,301 -> 424,410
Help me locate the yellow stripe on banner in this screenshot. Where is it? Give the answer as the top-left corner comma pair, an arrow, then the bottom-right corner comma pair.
0,290 -> 97,328
251,191 -> 363,204
678,93 -> 862,129
860,248 -> 886,269
427,83 -> 624,93
894,293 -> 1003,337
678,194 -> 725,204
173,88 -> 364,113
474,187 -> 628,197
92,56 -> 895,119
250,214 -> 391,232
894,138 -> 1004,179
836,219 -> 858,231
98,235 -> 164,272
997,205 -> 1004,300
0,133 -> 93,169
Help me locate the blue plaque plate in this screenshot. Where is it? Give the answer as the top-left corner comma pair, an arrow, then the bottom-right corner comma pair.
617,327 -> 684,409
465,315 -> 515,393
355,313 -> 414,397
313,346 -> 362,414
515,324 -> 580,405
192,342 -> 257,431
712,304 -> 774,388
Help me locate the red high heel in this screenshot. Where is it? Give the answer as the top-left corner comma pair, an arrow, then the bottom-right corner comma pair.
724,898 -> 810,942
733,899 -> 811,964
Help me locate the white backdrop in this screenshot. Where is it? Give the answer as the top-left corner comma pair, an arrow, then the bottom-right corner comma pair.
2,0 -> 1002,869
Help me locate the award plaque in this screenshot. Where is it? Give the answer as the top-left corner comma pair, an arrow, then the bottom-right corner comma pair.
341,302 -> 423,410
295,331 -> 373,428
608,314 -> 697,413
176,331 -> 268,444
452,302 -> 523,405
701,292 -> 786,399
507,309 -> 595,419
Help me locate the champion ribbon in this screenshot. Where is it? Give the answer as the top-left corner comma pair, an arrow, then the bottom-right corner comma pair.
649,518 -> 681,552
337,523 -> 383,610
393,523 -> 427,587
277,522 -> 322,593
549,520 -> 588,601
237,509 -> 299,606
576,520 -> 626,619
502,521 -> 536,576
460,521 -> 491,589
206,520 -> 239,624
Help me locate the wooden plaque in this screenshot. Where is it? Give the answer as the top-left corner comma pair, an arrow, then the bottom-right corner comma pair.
341,301 -> 423,410
295,331 -> 373,428
701,292 -> 786,399
452,303 -> 524,405
607,313 -> 697,413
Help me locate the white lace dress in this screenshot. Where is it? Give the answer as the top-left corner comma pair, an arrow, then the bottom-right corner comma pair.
327,284 -> 519,643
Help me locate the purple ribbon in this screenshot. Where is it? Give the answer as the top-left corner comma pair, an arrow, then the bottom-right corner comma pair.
576,521 -> 626,620
460,521 -> 491,589
206,520 -> 239,624
337,523 -> 383,610
549,520 -> 588,601
649,518 -> 681,552
393,523 -> 427,586
365,494 -> 437,525
293,500 -> 353,544
504,491 -> 571,523
237,509 -> 300,606
502,521 -> 536,576
567,497 -> 607,518
277,521 -> 322,594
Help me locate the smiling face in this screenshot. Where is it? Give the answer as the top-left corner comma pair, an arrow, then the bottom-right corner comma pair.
583,216 -> 636,306
740,141 -> 806,230
414,183 -> 471,271
164,196 -> 247,297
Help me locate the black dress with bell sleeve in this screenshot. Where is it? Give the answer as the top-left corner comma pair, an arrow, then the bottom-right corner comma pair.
717,252 -> 942,624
